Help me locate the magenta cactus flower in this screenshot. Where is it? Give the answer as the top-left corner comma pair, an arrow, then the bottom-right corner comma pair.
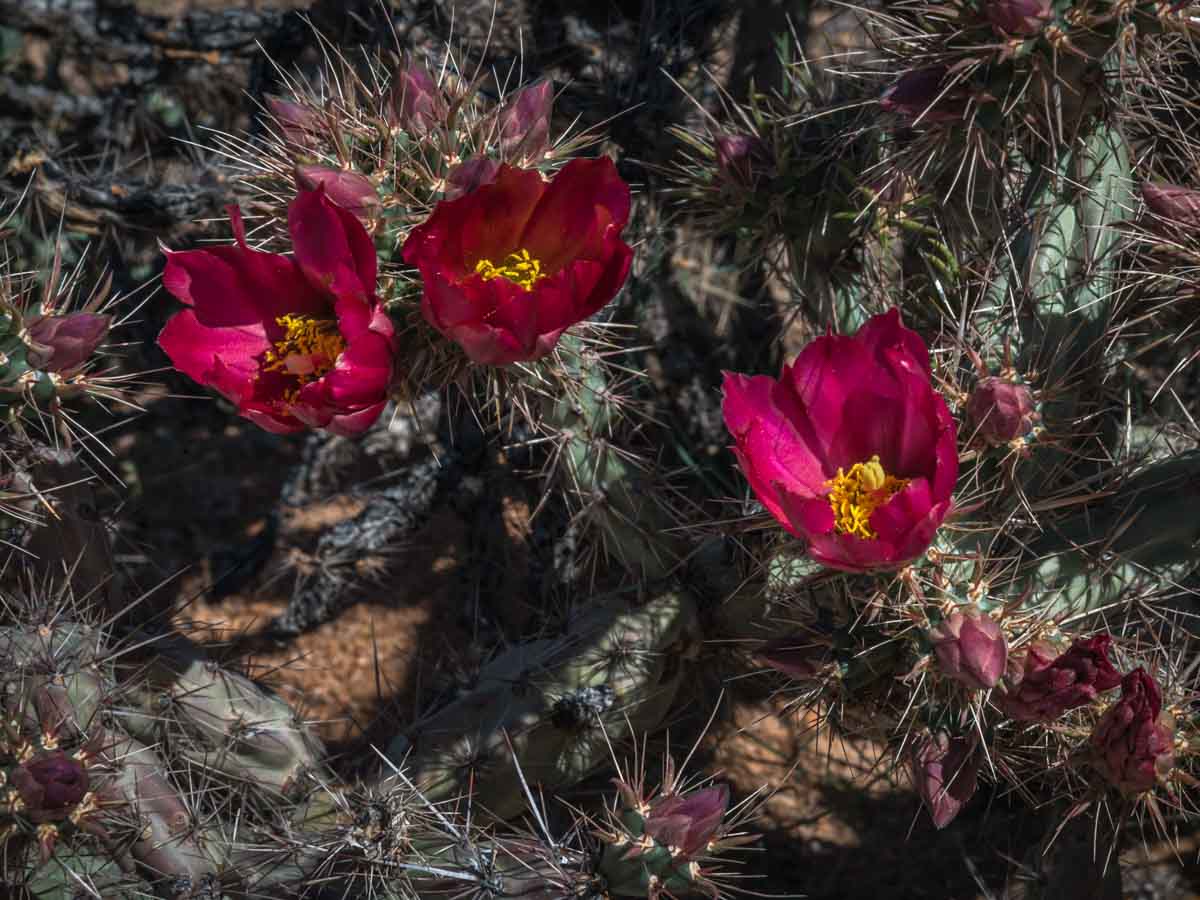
984,0 -> 1053,36
967,376 -> 1037,446
295,165 -> 380,222
929,606 -> 1007,691
998,634 -> 1123,722
909,731 -> 980,829
643,784 -> 729,857
499,80 -> 554,161
159,188 -> 396,436
24,311 -> 111,372
1091,668 -> 1175,794
721,308 -> 958,572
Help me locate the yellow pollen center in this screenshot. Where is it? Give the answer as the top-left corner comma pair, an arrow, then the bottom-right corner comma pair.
474,248 -> 545,291
824,455 -> 909,540
263,314 -> 345,403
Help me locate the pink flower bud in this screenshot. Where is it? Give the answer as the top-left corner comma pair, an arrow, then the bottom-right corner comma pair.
1141,181 -> 1200,228
644,784 -> 729,857
909,731 -> 980,829
880,67 -> 967,123
24,312 -> 111,372
12,752 -> 90,821
929,606 -> 1007,690
266,95 -> 321,145
389,63 -> 446,136
984,0 -> 1053,36
1091,668 -> 1174,794
444,157 -> 501,200
999,634 -> 1122,722
499,80 -> 553,161
295,165 -> 380,222
715,133 -> 769,188
757,634 -> 831,681
967,376 -> 1037,446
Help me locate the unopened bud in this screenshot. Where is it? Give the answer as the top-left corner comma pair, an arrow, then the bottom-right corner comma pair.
295,165 -> 380,221
880,67 -> 967,123
389,63 -> 446,136
998,634 -> 1122,722
757,634 -> 831,681
266,95 -> 321,146
967,376 -> 1037,446
928,606 -> 1007,691
12,752 -> 89,822
909,731 -> 980,829
984,0 -> 1053,36
24,312 -> 110,372
499,80 -> 553,161
1141,181 -> 1200,229
444,157 -> 501,200
644,784 -> 729,858
715,133 -> 769,188
1091,667 -> 1174,794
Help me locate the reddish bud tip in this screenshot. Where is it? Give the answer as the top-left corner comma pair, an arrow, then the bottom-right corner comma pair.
389,63 -> 446,136
13,752 -> 90,821
499,80 -> 554,161
999,634 -> 1122,722
444,157 -> 502,200
757,634 -> 831,681
645,784 -> 729,857
909,732 -> 980,829
266,95 -> 321,145
967,376 -> 1037,446
1091,667 -> 1175,794
714,133 -> 769,188
880,67 -> 967,123
929,606 -> 1007,691
295,165 -> 380,222
1141,181 -> 1200,229
984,0 -> 1053,36
25,312 -> 111,372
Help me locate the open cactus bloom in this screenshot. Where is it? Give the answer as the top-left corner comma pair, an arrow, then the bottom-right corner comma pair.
401,157 -> 633,365
159,188 -> 396,437
722,309 -> 958,572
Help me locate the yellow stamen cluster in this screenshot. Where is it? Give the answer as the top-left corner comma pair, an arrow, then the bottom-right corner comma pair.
262,314 -> 345,404
824,455 -> 908,540
474,248 -> 545,291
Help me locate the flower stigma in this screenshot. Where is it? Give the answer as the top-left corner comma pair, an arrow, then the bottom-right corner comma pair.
263,314 -> 345,403
824,455 -> 909,539
474,248 -> 545,291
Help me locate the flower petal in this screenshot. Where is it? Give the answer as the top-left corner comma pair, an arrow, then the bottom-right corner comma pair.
519,157 -> 632,273
289,187 -> 376,301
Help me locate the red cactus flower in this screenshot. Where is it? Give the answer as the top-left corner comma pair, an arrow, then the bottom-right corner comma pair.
1091,668 -> 1175,794
644,784 -> 729,857
499,80 -> 554,161
159,188 -> 395,436
998,635 -> 1122,722
967,376 -> 1037,446
909,731 -> 980,830
721,309 -> 958,572
24,311 -> 111,372
984,0 -> 1053,36
929,606 -> 1007,691
1141,181 -> 1200,228
401,158 -> 633,365
13,751 -> 90,821
880,67 -> 968,123
295,165 -> 380,222
389,62 -> 445,136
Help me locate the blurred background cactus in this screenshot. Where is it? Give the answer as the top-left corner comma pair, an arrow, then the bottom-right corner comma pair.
5,0 -> 1200,897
